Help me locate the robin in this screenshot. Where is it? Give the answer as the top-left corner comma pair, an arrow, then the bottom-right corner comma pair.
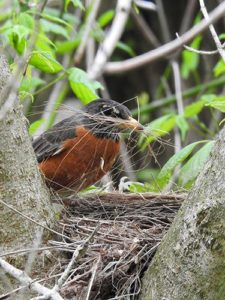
32,98 -> 143,192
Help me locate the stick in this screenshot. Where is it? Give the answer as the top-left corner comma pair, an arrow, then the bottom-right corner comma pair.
0,258 -> 63,300
199,0 -> 225,62
88,0 -> 132,79
104,1 -> 225,74
85,255 -> 101,300
74,0 -> 102,64
53,225 -> 99,292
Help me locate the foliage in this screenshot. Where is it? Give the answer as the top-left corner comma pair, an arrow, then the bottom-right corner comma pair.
1,0 -> 225,194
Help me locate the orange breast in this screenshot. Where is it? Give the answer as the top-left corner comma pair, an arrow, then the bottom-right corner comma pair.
39,127 -> 120,192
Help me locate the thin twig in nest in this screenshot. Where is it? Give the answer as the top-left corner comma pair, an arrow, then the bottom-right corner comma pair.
49,192 -> 185,299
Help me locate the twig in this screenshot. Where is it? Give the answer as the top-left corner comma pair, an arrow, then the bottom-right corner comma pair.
132,75 -> 225,116
171,60 -> 184,117
52,193 -> 183,298
120,141 -> 136,181
74,0 -> 102,64
34,70 -> 68,136
163,61 -> 183,191
179,0 -> 197,34
199,0 -> 225,62
85,0 -> 96,71
134,0 -> 156,11
155,0 -> 171,42
176,32 -> 225,55
104,1 -> 225,74
131,9 -> 160,48
0,285 -> 24,300
0,258 -> 63,300
34,8 -> 81,136
88,0 -> 132,79
0,245 -> 74,258
0,198 -> 73,241
62,191 -> 185,206
53,225 -> 99,292
85,255 -> 101,300
24,228 -> 44,276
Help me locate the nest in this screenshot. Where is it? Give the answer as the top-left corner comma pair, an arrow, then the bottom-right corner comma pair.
50,192 -> 185,300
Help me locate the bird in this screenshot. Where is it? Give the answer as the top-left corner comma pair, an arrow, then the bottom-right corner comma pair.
32,98 -> 143,192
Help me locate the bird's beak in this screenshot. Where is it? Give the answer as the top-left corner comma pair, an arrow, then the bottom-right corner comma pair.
120,116 -> 144,131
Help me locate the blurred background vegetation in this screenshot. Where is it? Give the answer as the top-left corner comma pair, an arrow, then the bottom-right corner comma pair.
1,0 -> 225,193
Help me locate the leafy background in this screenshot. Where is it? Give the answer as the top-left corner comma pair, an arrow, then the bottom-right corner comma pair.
1,0 -> 225,193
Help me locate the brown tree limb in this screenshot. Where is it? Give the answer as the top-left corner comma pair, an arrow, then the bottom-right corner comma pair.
104,1 -> 225,74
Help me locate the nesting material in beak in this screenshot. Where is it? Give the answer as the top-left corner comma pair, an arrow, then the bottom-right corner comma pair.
120,116 -> 144,132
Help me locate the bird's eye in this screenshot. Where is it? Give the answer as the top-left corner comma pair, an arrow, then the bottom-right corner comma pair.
101,105 -> 120,117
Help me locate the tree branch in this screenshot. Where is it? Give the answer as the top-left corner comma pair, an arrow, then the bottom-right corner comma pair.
74,0 -> 102,64
104,1 -> 225,74
199,0 -> 225,62
88,0 -> 132,79
0,258 -> 63,300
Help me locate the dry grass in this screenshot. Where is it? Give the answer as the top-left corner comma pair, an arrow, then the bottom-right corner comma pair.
48,192 -> 185,299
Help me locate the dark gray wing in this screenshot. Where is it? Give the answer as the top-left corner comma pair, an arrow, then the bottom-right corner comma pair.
32,116 -> 81,163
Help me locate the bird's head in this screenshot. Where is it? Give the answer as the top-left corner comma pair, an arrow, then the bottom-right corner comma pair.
85,99 -> 143,137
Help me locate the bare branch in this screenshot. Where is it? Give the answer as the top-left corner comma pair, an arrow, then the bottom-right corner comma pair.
0,198 -> 72,242
104,1 -> 225,74
199,0 -> 225,62
176,32 -> 225,55
85,255 -> 101,300
134,0 -> 156,11
0,258 -> 63,300
74,0 -> 102,64
88,0 -> 132,79
53,225 -> 99,292
155,0 -> 171,42
131,9 -> 161,48
179,0 -> 197,34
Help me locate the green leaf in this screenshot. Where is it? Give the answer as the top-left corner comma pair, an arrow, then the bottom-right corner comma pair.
156,141 -> 207,188
140,114 -> 176,149
116,41 -> 135,57
0,10 -> 11,23
18,12 -> 34,29
19,91 -> 34,102
179,141 -> 215,188
184,100 -> 205,118
129,182 -> 147,193
65,0 -> 85,11
6,24 -> 30,54
137,168 -> 159,182
56,37 -> 80,54
200,94 -> 217,103
41,19 -> 69,39
214,59 -> 225,77
20,77 -> 45,92
181,35 -> 202,79
205,95 -> 225,112
36,33 -> 56,53
29,119 -> 45,135
176,115 -> 189,141
29,51 -> 63,73
68,67 -> 103,104
31,11 -> 73,29
97,10 -> 115,28
219,33 -> 225,40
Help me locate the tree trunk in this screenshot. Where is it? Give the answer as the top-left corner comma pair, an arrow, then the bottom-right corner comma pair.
140,127 -> 225,299
0,55 -> 54,256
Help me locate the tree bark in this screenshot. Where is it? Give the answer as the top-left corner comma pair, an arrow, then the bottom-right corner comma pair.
140,127 -> 225,299
0,55 -> 54,255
